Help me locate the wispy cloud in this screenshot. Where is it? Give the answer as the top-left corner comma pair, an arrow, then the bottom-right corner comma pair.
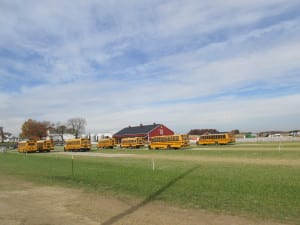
1,0 -> 300,134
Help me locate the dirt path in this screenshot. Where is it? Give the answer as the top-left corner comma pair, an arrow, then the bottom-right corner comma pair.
55,151 -> 300,166
0,176 -> 286,225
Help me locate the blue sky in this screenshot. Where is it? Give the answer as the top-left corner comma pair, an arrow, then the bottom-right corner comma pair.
1,0 -> 300,135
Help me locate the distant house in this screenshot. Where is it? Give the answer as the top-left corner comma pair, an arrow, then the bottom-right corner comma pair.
258,131 -> 289,137
0,132 -> 18,143
51,133 -> 75,141
289,130 -> 300,136
113,123 -> 174,143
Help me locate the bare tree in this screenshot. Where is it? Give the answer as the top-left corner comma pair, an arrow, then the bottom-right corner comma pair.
67,117 -> 86,138
0,126 -> 4,143
53,122 -> 68,142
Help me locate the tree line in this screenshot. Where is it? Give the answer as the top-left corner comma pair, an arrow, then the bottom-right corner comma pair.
188,129 -> 240,135
19,117 -> 86,141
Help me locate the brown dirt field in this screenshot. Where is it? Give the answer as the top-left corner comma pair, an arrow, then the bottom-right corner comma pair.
0,175 -> 287,225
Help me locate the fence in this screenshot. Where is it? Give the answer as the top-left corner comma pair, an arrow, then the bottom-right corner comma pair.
236,136 -> 300,143
0,147 -> 7,153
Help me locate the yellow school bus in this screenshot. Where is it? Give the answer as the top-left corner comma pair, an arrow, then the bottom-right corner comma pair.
64,138 -> 91,152
196,133 -> 235,145
120,137 -> 144,148
18,140 -> 38,153
97,138 -> 116,149
148,134 -> 190,150
37,139 -> 54,152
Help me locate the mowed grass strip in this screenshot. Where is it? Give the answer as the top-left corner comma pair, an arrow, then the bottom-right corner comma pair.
91,142 -> 300,161
0,152 -> 299,224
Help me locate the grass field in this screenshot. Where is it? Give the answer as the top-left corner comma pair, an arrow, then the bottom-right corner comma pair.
92,142 -> 300,160
1,142 -> 299,224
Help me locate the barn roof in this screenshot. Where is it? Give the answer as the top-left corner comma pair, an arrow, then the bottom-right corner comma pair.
114,124 -> 161,136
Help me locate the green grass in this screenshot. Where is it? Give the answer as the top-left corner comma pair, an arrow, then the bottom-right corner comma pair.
91,142 -> 300,160
0,149 -> 299,224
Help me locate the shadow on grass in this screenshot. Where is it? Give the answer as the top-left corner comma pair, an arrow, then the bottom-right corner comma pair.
101,165 -> 199,225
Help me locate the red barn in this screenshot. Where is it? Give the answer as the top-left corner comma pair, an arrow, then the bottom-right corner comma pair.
113,123 -> 174,143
